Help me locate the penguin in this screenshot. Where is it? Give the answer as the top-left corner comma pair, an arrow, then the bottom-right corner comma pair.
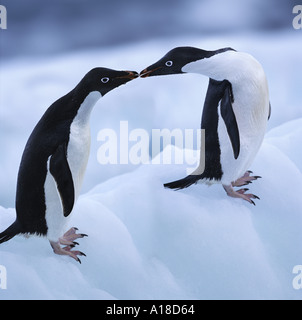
0,67 -> 138,262
140,47 -> 270,205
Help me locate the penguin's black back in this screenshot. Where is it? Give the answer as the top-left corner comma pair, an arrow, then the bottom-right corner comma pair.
164,79 -> 225,190
200,78 -> 225,180
15,88 -> 83,235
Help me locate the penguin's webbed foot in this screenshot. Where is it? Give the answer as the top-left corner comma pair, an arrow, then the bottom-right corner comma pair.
223,184 -> 260,206
50,240 -> 86,264
232,171 -> 261,187
59,227 -> 88,246
50,228 -> 87,263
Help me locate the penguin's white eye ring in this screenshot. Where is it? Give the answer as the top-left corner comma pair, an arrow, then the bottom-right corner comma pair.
165,61 -> 173,67
101,77 -> 110,84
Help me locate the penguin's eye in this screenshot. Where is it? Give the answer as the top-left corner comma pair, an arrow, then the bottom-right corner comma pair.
101,77 -> 110,84
165,61 -> 173,67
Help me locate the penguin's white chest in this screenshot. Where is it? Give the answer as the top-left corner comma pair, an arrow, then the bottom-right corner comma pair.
67,120 -> 91,199
45,91 -> 101,241
219,80 -> 269,185
44,122 -> 91,242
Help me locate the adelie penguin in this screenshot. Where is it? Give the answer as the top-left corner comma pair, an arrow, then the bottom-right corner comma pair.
0,67 -> 138,262
140,47 -> 271,205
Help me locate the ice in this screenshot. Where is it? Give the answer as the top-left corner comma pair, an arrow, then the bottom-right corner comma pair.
0,31 -> 302,300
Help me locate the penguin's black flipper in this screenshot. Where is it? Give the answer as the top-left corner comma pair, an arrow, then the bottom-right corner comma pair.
49,143 -> 75,217
220,83 -> 240,159
268,102 -> 272,120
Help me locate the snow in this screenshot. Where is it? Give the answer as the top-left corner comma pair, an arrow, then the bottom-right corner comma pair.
1,31 -> 302,300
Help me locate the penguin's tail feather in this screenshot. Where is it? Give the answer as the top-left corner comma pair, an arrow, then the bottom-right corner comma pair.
0,220 -> 22,244
164,174 -> 202,190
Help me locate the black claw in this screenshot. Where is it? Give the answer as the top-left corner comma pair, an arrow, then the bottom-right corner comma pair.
80,252 -> 86,257
251,200 -> 256,206
81,234 -> 88,238
254,195 -> 260,200
77,258 -> 82,264
254,176 -> 262,179
73,227 -> 79,231
73,241 -> 79,246
248,170 -> 253,174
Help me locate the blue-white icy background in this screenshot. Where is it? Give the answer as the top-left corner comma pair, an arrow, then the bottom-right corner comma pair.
1,0 -> 302,300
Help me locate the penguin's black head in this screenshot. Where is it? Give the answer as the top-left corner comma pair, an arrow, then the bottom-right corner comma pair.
80,68 -> 139,96
140,47 -> 235,78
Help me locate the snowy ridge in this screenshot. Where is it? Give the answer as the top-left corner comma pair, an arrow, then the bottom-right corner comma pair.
0,33 -> 302,299
1,120 -> 302,299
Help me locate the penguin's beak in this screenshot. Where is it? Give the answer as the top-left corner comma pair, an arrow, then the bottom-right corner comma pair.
140,67 -> 162,78
118,71 -> 139,80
